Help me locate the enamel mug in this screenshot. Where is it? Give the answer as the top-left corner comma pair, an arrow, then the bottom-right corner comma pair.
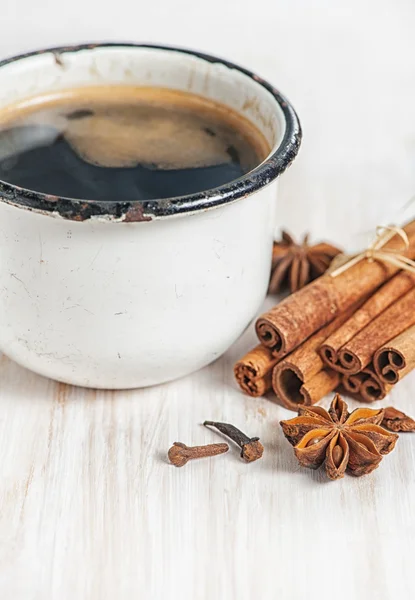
0,43 -> 301,388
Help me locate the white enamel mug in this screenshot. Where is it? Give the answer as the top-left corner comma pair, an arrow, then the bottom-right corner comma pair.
0,43 -> 301,388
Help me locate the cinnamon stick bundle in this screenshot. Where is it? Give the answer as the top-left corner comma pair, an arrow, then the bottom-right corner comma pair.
374,324 -> 415,384
271,309 -> 354,410
330,287 -> 415,374
234,344 -> 277,397
342,365 -> 392,402
320,271 -> 415,372
255,220 -> 415,359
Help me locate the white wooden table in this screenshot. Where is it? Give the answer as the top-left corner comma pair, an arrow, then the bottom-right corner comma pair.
1,1 -> 415,598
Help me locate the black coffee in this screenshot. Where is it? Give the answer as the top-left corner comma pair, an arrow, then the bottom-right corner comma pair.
0,87 -> 269,201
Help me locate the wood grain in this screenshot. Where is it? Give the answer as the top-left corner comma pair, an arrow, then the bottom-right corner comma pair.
1,1 -> 415,598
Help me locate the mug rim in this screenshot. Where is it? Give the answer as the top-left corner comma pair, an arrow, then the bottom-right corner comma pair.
0,43 -> 302,223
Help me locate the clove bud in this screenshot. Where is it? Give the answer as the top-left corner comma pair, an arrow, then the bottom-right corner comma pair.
203,421 -> 264,462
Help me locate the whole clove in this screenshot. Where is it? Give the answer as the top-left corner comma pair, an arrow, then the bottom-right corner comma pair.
168,442 -> 229,467
203,421 -> 264,462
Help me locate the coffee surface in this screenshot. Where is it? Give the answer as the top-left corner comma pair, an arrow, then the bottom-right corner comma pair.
0,86 -> 269,201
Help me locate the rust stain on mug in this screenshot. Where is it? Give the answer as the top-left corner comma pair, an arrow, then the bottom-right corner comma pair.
123,204 -> 152,222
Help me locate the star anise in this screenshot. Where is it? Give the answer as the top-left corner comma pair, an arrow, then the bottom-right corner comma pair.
280,394 -> 398,480
269,231 -> 341,294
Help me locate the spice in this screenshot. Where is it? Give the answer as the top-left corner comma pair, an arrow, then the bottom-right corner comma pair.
280,394 -> 398,480
320,272 -> 415,372
168,442 -> 229,467
374,323 -> 415,384
233,344 -> 277,397
204,421 -> 264,462
278,368 -> 340,410
272,357 -> 340,411
381,407 -> 415,432
326,287 -> 415,374
256,220 -> 415,358
269,231 -> 341,294
271,306 -> 357,410
342,365 -> 392,403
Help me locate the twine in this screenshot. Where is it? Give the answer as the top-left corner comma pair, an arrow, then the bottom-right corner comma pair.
329,226 -> 415,277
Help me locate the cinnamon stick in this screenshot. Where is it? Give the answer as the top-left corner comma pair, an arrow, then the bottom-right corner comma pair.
271,308 -> 354,410
234,344 -> 277,397
320,271 -> 415,372
292,369 -> 340,410
333,287 -> 415,374
256,220 -> 415,359
357,369 -> 392,402
342,365 -> 392,402
374,324 -> 415,384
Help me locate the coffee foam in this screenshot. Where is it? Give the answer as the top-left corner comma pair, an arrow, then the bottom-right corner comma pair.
64,105 -> 235,170
0,86 -> 270,172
